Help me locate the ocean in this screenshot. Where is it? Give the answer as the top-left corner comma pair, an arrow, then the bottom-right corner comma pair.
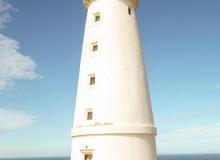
158,154 -> 220,160
0,154 -> 219,160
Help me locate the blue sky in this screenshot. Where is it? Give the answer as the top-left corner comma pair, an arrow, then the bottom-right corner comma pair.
0,0 -> 220,158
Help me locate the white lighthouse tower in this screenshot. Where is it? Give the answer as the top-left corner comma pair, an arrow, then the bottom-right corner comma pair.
71,0 -> 157,160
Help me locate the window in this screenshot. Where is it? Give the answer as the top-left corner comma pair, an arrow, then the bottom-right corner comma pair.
95,15 -> 100,21
85,108 -> 93,121
94,12 -> 100,22
91,42 -> 98,52
85,153 -> 93,160
92,43 -> 98,51
128,7 -> 131,15
81,149 -> 94,160
87,111 -> 93,120
89,75 -> 96,85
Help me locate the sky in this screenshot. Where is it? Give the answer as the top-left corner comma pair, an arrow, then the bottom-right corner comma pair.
0,0 -> 220,158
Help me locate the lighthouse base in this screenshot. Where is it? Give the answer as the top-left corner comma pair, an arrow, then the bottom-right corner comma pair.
71,134 -> 157,160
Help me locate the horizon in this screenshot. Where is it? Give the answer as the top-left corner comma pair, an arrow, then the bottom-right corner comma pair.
1,153 -> 220,159
0,0 -> 220,158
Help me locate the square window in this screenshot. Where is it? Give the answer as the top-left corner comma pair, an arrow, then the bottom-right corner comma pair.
92,44 -> 98,51
87,112 -> 93,120
85,154 -> 93,160
89,75 -> 96,85
95,15 -> 100,22
91,42 -> 99,52
94,12 -> 100,22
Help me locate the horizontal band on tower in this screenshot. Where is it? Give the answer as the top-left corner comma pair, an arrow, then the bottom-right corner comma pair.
71,125 -> 157,137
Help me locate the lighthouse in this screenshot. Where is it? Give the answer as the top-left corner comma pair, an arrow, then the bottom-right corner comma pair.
71,0 -> 157,160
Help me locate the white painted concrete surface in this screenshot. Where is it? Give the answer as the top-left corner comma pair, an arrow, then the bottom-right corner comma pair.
71,0 -> 157,159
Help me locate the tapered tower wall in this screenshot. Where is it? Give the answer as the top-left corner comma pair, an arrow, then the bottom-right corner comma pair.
71,0 -> 157,160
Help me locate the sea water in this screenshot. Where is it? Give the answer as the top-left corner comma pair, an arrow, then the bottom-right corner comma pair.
158,154 -> 220,160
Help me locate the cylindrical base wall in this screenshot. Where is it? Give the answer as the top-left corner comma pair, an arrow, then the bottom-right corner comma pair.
71,135 -> 157,160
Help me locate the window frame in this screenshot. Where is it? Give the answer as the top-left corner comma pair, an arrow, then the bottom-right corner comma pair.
90,41 -> 99,53
81,149 -> 94,160
85,108 -> 93,121
89,75 -> 96,85
93,12 -> 100,22
87,111 -> 93,120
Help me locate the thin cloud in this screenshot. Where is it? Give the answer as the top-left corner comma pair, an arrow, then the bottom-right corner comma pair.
0,0 -> 15,30
155,112 -> 217,124
157,125 -> 220,154
0,108 -> 36,131
159,125 -> 220,139
0,33 -> 40,90
0,0 -> 40,90
217,84 -> 220,90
